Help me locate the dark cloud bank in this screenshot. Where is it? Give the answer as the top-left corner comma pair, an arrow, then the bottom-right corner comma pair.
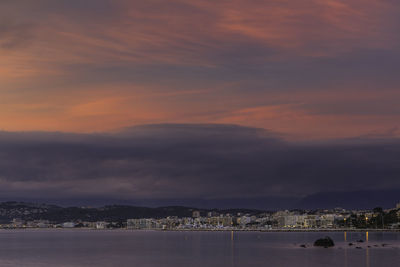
0,124 -> 399,209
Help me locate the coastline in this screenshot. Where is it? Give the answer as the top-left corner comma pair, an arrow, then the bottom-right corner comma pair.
1,227 -> 399,233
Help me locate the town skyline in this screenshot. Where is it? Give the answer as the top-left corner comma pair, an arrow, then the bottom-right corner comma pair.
0,200 -> 399,231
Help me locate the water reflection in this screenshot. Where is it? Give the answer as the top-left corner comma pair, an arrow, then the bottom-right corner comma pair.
231,231 -> 234,267
366,246 -> 370,267
0,230 -> 397,267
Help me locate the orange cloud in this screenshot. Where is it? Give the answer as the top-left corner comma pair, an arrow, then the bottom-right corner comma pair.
0,0 -> 399,139
1,0 -> 396,75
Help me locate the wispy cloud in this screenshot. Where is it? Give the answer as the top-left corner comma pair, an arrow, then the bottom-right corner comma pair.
0,0 -> 399,139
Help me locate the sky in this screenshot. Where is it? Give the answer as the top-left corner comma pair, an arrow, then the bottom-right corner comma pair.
1,0 -> 400,209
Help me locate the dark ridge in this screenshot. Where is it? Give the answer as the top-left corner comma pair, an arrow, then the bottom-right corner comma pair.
0,202 -> 266,224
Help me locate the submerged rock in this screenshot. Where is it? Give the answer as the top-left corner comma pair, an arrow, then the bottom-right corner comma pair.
313,237 -> 335,248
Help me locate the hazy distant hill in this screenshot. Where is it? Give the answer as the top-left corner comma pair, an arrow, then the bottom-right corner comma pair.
298,189 -> 400,210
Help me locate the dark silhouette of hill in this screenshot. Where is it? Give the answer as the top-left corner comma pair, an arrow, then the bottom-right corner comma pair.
0,202 -> 265,223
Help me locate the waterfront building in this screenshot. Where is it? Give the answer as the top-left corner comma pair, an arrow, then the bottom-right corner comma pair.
127,218 -> 157,229
207,211 -> 219,217
96,221 -> 107,229
239,216 -> 251,226
62,222 -> 75,228
207,216 -> 233,227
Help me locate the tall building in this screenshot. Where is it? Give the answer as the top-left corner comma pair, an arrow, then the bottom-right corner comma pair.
192,211 -> 201,218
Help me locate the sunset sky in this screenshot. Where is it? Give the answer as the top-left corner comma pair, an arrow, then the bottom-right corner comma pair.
1,0 -> 400,208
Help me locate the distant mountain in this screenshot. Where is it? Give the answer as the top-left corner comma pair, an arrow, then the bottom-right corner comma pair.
1,189 -> 397,223
297,189 -> 400,210
0,202 -> 265,223
0,201 -> 61,223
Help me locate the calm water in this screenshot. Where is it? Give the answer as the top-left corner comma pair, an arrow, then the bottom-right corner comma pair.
0,229 -> 399,266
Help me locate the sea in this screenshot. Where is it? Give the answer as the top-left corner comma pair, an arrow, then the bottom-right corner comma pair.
0,229 -> 398,266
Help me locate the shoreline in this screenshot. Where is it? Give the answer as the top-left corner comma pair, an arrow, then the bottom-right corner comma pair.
1,228 -> 399,233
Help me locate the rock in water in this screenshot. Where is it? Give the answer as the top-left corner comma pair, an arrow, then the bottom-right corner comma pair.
313,237 -> 335,248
